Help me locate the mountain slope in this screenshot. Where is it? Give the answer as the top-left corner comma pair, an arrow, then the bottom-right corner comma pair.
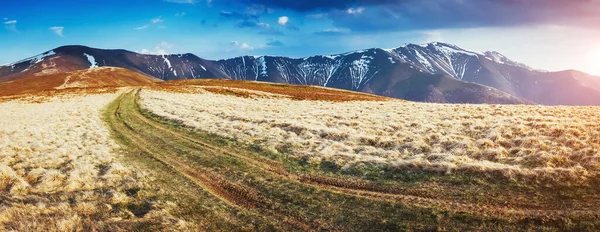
0,67 -> 160,96
2,43 -> 599,105
208,49 -> 527,104
386,42 -> 600,105
0,46 -> 221,82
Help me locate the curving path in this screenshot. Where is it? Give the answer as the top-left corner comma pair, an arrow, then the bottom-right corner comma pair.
105,88 -> 600,231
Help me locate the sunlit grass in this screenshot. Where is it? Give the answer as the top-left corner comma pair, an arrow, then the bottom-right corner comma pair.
0,91 -> 181,231
140,85 -> 600,184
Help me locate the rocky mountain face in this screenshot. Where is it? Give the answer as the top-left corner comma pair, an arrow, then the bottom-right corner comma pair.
386,42 -> 600,105
2,43 -> 599,105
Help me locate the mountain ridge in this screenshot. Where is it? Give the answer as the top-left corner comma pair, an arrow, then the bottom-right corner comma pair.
1,42 -> 599,105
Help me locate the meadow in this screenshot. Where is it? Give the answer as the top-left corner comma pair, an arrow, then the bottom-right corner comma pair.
140,84 -> 600,183
2,76 -> 600,230
0,91 -> 182,231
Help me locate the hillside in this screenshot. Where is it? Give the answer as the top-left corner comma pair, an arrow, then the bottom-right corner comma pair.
2,76 -> 600,230
3,43 -> 600,105
108,83 -> 600,230
0,67 -> 160,97
0,44 -> 532,104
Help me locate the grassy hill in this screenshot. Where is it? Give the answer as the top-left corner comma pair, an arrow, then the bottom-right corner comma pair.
1,75 -> 600,231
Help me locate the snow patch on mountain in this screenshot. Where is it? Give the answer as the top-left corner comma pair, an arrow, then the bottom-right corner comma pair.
257,56 -> 267,76
30,51 -> 57,64
7,50 -> 57,67
163,55 -> 177,77
83,53 -> 98,69
349,54 -> 376,89
412,49 -> 434,71
427,42 -> 479,57
484,51 -> 509,64
323,54 -> 340,60
484,51 -> 533,70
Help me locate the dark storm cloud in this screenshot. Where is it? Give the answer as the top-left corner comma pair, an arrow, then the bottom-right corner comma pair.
233,0 -> 396,12
224,0 -> 600,30
218,4 -> 288,35
331,0 -> 600,31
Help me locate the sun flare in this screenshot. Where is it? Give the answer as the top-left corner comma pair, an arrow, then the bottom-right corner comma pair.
585,46 -> 600,75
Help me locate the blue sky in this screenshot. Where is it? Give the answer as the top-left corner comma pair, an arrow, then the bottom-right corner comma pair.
3,0 -> 600,75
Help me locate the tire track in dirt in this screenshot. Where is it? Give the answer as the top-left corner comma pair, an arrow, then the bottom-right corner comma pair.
114,88 -> 600,229
109,89 -> 314,230
131,89 -> 600,221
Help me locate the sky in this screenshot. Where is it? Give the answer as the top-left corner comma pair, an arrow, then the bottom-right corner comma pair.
2,0 -> 600,75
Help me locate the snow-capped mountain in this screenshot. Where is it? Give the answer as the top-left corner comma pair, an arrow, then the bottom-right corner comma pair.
2,43 -> 600,105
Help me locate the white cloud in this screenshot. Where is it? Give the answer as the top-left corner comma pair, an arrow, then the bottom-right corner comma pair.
175,12 -> 186,17
323,28 -> 350,33
134,17 -> 163,30
134,25 -> 150,30
139,42 -> 174,55
4,19 -> 17,32
151,17 -> 164,24
240,43 -> 253,50
278,16 -> 289,26
306,13 -> 327,19
347,7 -> 365,15
207,0 -> 212,7
257,22 -> 271,29
228,41 -> 254,51
420,30 -> 443,43
49,26 -> 64,37
2,18 -> 7,21
164,0 -> 196,4
154,41 -> 174,55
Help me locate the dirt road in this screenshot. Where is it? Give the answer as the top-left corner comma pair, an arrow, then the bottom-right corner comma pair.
104,88 -> 600,231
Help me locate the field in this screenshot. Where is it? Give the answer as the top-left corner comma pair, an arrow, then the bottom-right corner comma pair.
0,67 -> 159,97
0,90 -> 185,231
141,84 -> 600,182
2,74 -> 600,231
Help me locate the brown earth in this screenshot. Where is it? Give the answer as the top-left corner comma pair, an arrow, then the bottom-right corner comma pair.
165,79 -> 390,102
0,67 -> 161,97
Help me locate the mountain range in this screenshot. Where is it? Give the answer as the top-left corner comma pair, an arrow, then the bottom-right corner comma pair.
2,42 -> 600,105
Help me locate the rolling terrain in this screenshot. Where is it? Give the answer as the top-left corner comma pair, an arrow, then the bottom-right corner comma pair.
0,67 -> 160,97
4,43 -> 600,105
2,68 -> 600,230
106,83 -> 600,231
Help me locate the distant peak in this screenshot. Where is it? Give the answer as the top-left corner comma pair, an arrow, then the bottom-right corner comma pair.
171,53 -> 196,57
53,45 -> 96,53
426,42 -> 461,49
483,51 -> 533,70
5,49 -> 57,66
55,45 -> 92,50
391,42 -> 465,51
389,42 -> 480,58
53,45 -> 140,55
483,51 -> 505,58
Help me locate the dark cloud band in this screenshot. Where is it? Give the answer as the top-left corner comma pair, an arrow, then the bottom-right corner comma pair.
225,0 -> 600,30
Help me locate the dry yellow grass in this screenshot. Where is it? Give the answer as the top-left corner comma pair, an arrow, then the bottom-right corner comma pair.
0,91 -> 182,230
140,86 -> 600,182
0,67 -> 159,98
166,79 -> 389,101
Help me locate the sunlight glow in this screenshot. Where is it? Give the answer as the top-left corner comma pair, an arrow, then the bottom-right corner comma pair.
585,46 -> 600,75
